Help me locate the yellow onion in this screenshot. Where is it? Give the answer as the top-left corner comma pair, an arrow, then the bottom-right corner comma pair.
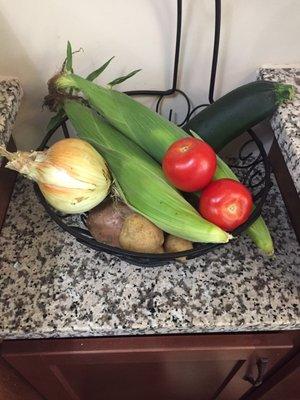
0,138 -> 111,213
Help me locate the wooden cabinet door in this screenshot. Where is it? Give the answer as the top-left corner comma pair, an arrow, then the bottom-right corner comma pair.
1,333 -> 293,400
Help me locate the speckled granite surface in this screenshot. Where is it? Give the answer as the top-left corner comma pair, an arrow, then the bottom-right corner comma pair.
258,66 -> 300,194
0,77 -> 23,158
0,174 -> 299,339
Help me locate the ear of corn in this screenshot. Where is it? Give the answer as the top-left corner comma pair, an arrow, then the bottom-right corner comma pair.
56,74 -> 187,161
63,99 -> 230,244
55,73 -> 274,255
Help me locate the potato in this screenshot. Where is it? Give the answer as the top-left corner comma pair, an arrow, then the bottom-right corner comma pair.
164,234 -> 193,262
119,213 -> 164,253
164,235 -> 193,252
86,198 -> 133,247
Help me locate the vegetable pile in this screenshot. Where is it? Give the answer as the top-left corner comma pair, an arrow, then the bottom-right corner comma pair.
2,42 -> 296,260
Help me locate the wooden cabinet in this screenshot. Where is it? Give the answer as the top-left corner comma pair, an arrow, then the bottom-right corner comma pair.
1,332 -> 298,400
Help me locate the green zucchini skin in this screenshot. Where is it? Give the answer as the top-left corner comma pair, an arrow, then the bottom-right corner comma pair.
184,81 -> 294,151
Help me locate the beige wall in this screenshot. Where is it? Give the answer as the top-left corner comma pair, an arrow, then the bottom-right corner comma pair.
1,0 -> 299,149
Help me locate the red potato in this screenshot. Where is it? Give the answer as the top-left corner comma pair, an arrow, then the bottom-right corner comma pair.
86,198 -> 133,247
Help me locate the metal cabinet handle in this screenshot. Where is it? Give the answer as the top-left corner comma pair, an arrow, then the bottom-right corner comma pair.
243,357 -> 269,387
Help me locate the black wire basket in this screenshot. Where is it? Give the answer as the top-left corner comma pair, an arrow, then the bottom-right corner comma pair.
35,0 -> 272,266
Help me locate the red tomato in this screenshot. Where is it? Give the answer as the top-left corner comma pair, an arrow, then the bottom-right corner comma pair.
199,178 -> 253,231
162,137 -> 217,192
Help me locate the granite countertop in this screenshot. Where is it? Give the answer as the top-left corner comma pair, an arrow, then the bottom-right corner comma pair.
0,73 -> 299,340
258,66 -> 300,194
0,173 -> 299,339
0,77 -> 22,155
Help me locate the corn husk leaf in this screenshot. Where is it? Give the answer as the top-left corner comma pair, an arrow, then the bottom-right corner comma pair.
46,108 -> 66,133
65,41 -> 73,72
86,56 -> 115,81
108,69 -> 141,87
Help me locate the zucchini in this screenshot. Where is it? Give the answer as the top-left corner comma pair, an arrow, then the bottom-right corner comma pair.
184,81 -> 295,151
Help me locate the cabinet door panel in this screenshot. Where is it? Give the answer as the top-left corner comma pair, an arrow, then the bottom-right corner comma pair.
53,359 -> 242,400
260,368 -> 300,400
2,334 -> 293,400
0,357 -> 42,400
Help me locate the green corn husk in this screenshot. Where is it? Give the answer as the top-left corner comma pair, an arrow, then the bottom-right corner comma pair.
63,99 -> 230,244
54,73 -> 274,255
56,74 -> 185,161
